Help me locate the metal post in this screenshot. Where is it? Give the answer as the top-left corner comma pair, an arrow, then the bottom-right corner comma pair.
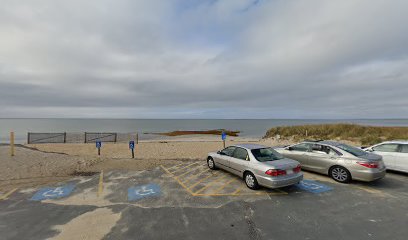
131,149 -> 134,159
27,132 -> 30,144
10,132 -> 15,156
136,132 -> 139,144
98,148 -> 100,156
64,132 -> 67,143
223,140 -> 225,148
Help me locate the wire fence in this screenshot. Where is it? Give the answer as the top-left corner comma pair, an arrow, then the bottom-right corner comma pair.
27,132 -> 66,144
84,132 -> 117,143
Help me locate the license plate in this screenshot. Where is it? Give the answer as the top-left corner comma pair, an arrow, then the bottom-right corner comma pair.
286,169 -> 294,174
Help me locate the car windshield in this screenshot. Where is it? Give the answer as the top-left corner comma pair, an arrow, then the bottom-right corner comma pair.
336,144 -> 367,157
251,148 -> 284,162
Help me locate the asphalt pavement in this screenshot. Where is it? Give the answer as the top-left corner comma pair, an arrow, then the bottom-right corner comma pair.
0,161 -> 407,240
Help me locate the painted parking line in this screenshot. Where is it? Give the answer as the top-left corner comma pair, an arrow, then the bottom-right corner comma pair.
353,185 -> 394,198
128,184 -> 161,201
161,165 -> 195,195
175,165 -> 206,178
169,162 -> 200,174
212,178 -> 239,194
181,168 -> 210,185
31,184 -> 76,201
186,172 -> 218,190
194,174 -> 229,194
97,170 -> 104,197
161,163 -> 287,197
0,188 -> 18,201
166,162 -> 186,171
295,180 -> 332,194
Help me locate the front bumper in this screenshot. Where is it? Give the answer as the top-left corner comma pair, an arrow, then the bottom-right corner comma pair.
256,172 -> 303,189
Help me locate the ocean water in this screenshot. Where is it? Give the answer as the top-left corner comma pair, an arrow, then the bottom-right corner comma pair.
1,118 -> 408,143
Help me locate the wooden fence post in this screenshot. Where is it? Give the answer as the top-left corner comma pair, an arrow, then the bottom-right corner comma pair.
10,132 -> 15,156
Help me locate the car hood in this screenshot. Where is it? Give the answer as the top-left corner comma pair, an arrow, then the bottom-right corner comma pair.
259,158 -> 299,170
359,152 -> 382,161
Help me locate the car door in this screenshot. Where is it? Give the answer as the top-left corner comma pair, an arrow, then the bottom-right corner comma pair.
394,144 -> 408,172
306,144 -> 340,174
371,144 -> 399,169
215,146 -> 236,170
229,147 -> 249,175
284,143 -> 313,169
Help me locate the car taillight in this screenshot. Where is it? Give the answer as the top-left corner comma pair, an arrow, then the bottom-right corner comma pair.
265,169 -> 286,176
357,161 -> 378,168
293,165 -> 301,173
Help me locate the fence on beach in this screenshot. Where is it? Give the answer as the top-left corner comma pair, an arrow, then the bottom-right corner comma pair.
24,132 -> 138,144
84,132 -> 117,143
27,132 -> 67,144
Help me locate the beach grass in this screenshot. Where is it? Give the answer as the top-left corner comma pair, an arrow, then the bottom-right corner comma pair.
264,123 -> 408,145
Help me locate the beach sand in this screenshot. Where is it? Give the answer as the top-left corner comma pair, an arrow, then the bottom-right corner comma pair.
0,136 -> 293,191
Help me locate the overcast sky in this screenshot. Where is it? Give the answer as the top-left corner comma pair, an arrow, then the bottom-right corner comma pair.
1,0 -> 408,119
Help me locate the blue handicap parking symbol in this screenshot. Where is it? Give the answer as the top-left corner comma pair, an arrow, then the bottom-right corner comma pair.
129,141 -> 135,149
221,132 -> 227,141
31,184 -> 75,201
296,180 -> 333,194
128,184 -> 161,201
96,141 -> 102,148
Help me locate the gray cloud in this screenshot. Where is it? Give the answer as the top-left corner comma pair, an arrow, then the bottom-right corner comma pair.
1,0 -> 408,118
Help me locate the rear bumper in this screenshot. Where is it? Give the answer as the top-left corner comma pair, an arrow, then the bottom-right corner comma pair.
256,172 -> 303,189
351,168 -> 386,182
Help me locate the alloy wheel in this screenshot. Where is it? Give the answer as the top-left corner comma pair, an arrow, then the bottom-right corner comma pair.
331,167 -> 349,182
245,174 -> 255,188
208,159 -> 214,169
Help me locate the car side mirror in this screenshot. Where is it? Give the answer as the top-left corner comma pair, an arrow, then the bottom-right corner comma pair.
286,147 -> 293,151
218,151 -> 226,155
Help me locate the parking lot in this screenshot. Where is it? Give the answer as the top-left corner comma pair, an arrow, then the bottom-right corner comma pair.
0,161 -> 407,239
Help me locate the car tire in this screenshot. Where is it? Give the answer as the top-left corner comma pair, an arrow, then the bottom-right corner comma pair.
244,172 -> 259,190
329,166 -> 351,183
207,157 -> 217,170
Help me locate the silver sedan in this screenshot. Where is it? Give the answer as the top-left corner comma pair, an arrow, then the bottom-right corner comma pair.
207,144 -> 303,189
275,140 -> 386,183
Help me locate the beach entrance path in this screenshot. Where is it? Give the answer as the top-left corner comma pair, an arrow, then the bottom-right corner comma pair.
0,162 -> 407,239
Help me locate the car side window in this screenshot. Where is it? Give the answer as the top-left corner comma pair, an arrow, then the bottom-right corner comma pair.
290,143 -> 311,152
399,144 -> 408,153
232,147 -> 249,161
311,144 -> 326,154
311,144 -> 341,156
220,147 -> 236,156
373,144 -> 399,153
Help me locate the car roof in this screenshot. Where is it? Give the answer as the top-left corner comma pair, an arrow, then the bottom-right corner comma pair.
303,140 -> 342,147
232,144 -> 268,150
376,140 -> 408,144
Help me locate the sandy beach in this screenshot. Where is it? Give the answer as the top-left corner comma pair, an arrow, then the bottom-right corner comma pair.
0,135 -> 295,191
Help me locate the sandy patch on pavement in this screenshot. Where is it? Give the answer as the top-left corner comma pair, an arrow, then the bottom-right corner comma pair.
49,207 -> 121,240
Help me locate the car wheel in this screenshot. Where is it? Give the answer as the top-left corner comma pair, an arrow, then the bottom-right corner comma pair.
207,157 -> 217,170
330,166 -> 351,183
244,172 -> 259,190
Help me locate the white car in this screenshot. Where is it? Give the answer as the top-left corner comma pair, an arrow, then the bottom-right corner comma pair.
364,141 -> 408,173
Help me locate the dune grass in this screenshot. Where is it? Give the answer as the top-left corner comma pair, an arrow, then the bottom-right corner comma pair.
264,124 -> 408,145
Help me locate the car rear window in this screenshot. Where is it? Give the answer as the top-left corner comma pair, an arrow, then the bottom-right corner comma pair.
251,148 -> 284,162
337,144 -> 367,157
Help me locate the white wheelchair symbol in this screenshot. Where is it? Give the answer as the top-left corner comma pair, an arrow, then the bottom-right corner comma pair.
302,182 -> 323,190
135,186 -> 155,196
43,187 -> 65,197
